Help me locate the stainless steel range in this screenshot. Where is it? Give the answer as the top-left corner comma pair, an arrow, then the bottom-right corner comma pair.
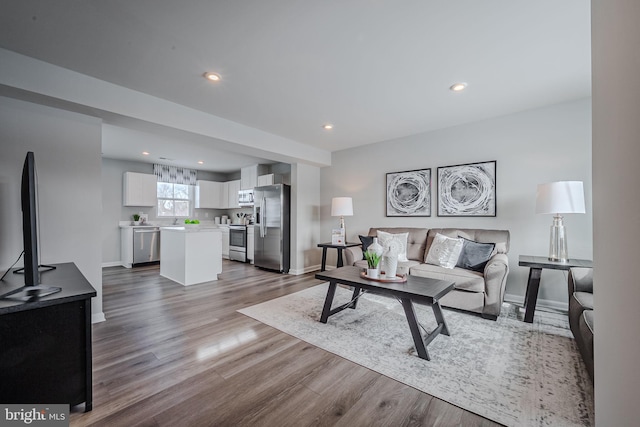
228,224 -> 248,262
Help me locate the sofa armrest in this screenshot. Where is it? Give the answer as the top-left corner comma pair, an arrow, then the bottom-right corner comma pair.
344,246 -> 363,266
482,253 -> 510,318
569,267 -> 593,296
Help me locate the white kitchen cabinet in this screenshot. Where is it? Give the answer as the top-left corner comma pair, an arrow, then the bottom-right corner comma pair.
257,174 -> 274,186
123,172 -> 157,207
226,180 -> 241,209
241,164 -> 268,190
220,226 -> 230,259
247,226 -> 255,264
195,180 -> 223,208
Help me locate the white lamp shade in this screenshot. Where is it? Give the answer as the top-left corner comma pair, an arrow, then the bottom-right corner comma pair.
331,197 -> 353,216
536,181 -> 586,214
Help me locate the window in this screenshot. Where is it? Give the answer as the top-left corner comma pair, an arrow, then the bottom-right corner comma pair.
157,182 -> 193,217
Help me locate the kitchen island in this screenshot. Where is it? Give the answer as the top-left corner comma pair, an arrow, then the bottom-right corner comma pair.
160,226 -> 223,286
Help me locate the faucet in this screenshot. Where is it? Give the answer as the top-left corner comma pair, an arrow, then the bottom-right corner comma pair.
173,218 -> 179,225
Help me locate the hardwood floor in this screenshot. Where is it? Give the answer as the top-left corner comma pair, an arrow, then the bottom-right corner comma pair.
70,261 -> 502,427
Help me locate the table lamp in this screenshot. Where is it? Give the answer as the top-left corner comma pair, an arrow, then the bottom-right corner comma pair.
331,197 -> 353,243
535,181 -> 585,262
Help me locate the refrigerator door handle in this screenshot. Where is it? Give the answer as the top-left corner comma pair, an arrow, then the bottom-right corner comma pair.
262,197 -> 267,237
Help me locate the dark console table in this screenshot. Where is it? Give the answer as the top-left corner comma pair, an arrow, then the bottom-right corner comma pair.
0,262 -> 96,411
519,255 -> 593,323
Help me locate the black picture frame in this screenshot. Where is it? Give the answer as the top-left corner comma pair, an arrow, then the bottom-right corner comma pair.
437,160 -> 496,217
386,168 -> 431,217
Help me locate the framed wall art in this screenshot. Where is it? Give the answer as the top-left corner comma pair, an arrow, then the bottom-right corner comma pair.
437,160 -> 496,217
386,168 -> 431,217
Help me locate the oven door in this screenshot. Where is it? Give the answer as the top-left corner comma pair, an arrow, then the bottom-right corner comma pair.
229,227 -> 247,262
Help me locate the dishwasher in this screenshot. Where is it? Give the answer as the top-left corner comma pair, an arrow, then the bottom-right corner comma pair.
133,227 -> 161,264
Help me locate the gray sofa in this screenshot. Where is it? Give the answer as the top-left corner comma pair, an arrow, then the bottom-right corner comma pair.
344,227 -> 510,319
568,267 -> 594,383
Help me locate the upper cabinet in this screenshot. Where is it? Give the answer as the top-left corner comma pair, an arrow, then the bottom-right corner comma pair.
257,174 -> 274,187
123,172 -> 157,207
240,164 -> 268,190
195,180 -> 223,209
227,180 -> 241,209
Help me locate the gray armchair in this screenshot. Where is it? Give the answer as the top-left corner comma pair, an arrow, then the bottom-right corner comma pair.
568,267 -> 594,382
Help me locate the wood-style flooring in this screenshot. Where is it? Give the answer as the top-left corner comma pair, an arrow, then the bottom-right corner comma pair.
70,261 -> 502,427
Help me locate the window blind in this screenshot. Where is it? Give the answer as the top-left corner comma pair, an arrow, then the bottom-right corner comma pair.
153,164 -> 197,185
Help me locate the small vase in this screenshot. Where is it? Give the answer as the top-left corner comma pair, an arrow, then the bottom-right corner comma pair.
383,255 -> 398,278
367,268 -> 379,279
367,237 -> 384,257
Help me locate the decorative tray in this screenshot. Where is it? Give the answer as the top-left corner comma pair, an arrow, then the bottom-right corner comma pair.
360,272 -> 408,283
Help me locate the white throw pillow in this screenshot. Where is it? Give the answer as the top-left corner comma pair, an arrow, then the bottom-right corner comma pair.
425,233 -> 464,269
377,231 -> 409,262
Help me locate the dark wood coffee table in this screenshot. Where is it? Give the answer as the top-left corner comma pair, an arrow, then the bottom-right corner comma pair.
315,266 -> 454,361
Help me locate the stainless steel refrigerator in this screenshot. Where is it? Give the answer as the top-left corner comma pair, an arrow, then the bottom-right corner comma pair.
253,184 -> 290,273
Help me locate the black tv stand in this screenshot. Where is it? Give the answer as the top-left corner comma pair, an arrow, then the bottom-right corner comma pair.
0,262 -> 96,411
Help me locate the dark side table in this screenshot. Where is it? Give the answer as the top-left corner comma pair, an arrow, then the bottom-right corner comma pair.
317,242 -> 361,271
519,255 -> 593,323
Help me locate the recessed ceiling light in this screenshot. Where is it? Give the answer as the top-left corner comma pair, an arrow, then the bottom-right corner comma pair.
450,82 -> 467,92
204,72 -> 221,82
197,160 -> 204,165
322,124 -> 334,130
142,151 -> 150,155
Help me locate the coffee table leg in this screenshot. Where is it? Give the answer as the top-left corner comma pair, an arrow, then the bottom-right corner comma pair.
320,280 -> 338,323
400,298 -> 430,361
350,286 -> 360,309
431,301 -> 450,336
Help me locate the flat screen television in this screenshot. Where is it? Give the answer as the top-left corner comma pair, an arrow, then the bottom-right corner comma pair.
0,151 -> 59,301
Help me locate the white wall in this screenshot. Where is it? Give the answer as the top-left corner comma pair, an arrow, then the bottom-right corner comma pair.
290,163 -> 322,274
322,98 -> 592,307
592,2 -> 640,424
0,96 -> 104,321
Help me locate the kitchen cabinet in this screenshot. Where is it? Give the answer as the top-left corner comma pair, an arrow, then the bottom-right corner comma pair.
221,226 -> 230,259
123,172 -> 157,207
247,226 -> 255,264
241,164 -> 268,190
195,180 -> 223,208
226,180 -> 241,209
257,174 -> 274,186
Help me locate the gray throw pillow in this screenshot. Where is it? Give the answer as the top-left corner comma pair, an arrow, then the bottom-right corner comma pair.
359,235 -> 374,260
456,237 -> 495,272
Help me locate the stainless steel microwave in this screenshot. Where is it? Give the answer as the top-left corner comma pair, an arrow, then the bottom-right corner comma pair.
238,189 -> 254,206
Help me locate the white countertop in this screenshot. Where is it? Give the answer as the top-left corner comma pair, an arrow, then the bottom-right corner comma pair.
160,226 -> 221,233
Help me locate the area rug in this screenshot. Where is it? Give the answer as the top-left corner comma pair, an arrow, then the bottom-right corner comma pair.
238,283 -> 594,427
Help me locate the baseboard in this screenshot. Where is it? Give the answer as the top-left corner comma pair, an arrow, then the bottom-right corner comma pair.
504,293 -> 568,313
101,261 -> 123,268
289,264 -> 322,275
92,312 -> 106,323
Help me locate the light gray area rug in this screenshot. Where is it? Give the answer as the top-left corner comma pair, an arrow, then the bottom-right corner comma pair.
238,283 -> 594,427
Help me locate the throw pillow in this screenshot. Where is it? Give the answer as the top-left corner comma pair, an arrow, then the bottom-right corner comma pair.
425,233 -> 464,269
359,235 -> 374,260
456,237 -> 495,272
377,231 -> 409,262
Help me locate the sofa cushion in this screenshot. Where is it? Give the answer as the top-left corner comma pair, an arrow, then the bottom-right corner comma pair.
377,230 -> 409,262
410,263 -> 485,293
424,233 -> 463,269
456,237 -> 495,272
358,235 -> 374,260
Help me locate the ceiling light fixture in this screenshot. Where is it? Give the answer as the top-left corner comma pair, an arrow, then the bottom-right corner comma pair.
450,82 -> 468,92
197,161 -> 204,165
204,72 -> 221,82
322,124 -> 334,130
142,151 -> 150,155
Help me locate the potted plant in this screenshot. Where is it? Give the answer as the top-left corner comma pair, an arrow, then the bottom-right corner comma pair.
132,214 -> 141,225
364,250 -> 382,279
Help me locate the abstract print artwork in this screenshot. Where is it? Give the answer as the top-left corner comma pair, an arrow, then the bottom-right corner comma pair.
386,169 -> 431,217
437,161 -> 496,217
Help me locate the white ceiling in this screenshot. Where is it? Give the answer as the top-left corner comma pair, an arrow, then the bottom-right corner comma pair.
0,0 -> 591,172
